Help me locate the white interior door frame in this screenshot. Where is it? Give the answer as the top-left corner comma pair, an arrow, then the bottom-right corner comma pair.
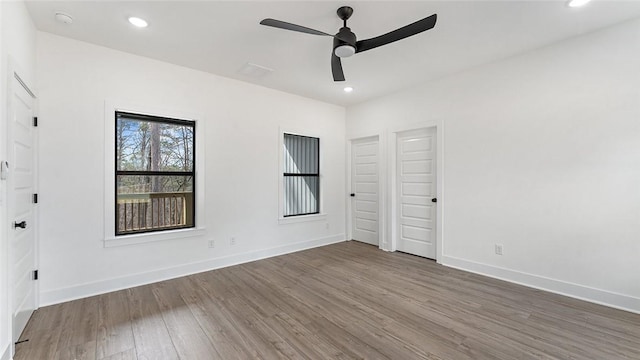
388,120 -> 444,262
346,131 -> 386,250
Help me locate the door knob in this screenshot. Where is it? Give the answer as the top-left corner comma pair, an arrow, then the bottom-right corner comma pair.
350,193 -> 355,197
431,198 -> 437,203
14,221 -> 26,229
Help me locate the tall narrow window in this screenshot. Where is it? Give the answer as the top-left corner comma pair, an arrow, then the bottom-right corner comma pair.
115,111 -> 195,235
283,133 -> 320,217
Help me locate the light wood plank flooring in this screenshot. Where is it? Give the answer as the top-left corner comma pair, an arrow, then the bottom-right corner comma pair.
15,241 -> 640,359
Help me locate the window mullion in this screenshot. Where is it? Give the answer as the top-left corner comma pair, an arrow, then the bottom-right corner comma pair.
116,170 -> 194,176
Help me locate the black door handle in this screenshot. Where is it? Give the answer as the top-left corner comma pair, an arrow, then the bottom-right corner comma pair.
14,221 -> 27,229
431,198 -> 437,203
350,193 -> 355,197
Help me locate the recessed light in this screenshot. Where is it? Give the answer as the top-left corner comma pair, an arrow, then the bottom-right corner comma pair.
344,86 -> 354,93
128,17 -> 148,28
568,0 -> 591,7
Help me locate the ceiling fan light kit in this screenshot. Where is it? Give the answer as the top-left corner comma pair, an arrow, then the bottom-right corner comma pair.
334,45 -> 356,58
260,6 -> 437,82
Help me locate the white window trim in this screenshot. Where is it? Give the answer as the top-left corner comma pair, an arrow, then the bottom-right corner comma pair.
278,126 -> 326,224
103,100 -> 206,247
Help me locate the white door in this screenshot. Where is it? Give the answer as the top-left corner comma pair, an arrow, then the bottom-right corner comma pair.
8,74 -> 37,344
351,137 -> 379,246
396,128 -> 436,259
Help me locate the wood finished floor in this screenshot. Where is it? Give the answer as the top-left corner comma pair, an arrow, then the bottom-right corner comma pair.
15,241 -> 640,360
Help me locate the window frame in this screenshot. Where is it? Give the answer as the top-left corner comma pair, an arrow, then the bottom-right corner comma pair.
278,128 -> 326,224
114,111 -> 196,236
104,100 -> 205,247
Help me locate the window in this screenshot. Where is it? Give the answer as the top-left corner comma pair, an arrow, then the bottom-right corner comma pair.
115,111 -> 195,235
283,133 -> 319,217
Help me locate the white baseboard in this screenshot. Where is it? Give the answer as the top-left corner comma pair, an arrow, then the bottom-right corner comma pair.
441,255 -> 640,314
41,234 -> 345,306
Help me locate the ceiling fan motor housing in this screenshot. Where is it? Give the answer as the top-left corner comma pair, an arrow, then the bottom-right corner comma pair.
334,27 -> 357,57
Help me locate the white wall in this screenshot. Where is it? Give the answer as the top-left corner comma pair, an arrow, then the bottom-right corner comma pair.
347,19 -> 640,312
0,1 -> 37,358
36,32 -> 346,305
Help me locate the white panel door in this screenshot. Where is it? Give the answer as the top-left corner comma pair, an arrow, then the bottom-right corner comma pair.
396,128 -> 436,259
351,137 -> 379,246
8,75 -> 37,344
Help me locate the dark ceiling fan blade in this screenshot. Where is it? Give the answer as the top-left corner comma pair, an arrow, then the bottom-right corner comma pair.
355,14 -> 437,53
260,18 -> 334,37
331,53 -> 345,82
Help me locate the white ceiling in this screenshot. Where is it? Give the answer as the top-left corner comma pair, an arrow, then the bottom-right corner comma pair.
25,0 -> 640,106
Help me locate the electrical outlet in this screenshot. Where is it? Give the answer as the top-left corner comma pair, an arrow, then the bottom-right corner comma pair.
230,237 -> 236,246
207,240 -> 215,248
495,244 -> 503,255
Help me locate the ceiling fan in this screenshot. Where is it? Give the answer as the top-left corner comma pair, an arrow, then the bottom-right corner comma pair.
260,6 -> 437,82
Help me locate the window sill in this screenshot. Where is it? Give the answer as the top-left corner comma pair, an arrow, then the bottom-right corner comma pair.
278,213 -> 327,225
103,227 -> 206,248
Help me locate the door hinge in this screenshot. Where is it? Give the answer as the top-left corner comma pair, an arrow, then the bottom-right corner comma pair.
33,193 -> 38,203
33,270 -> 38,280
0,161 -> 8,180
33,117 -> 38,127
